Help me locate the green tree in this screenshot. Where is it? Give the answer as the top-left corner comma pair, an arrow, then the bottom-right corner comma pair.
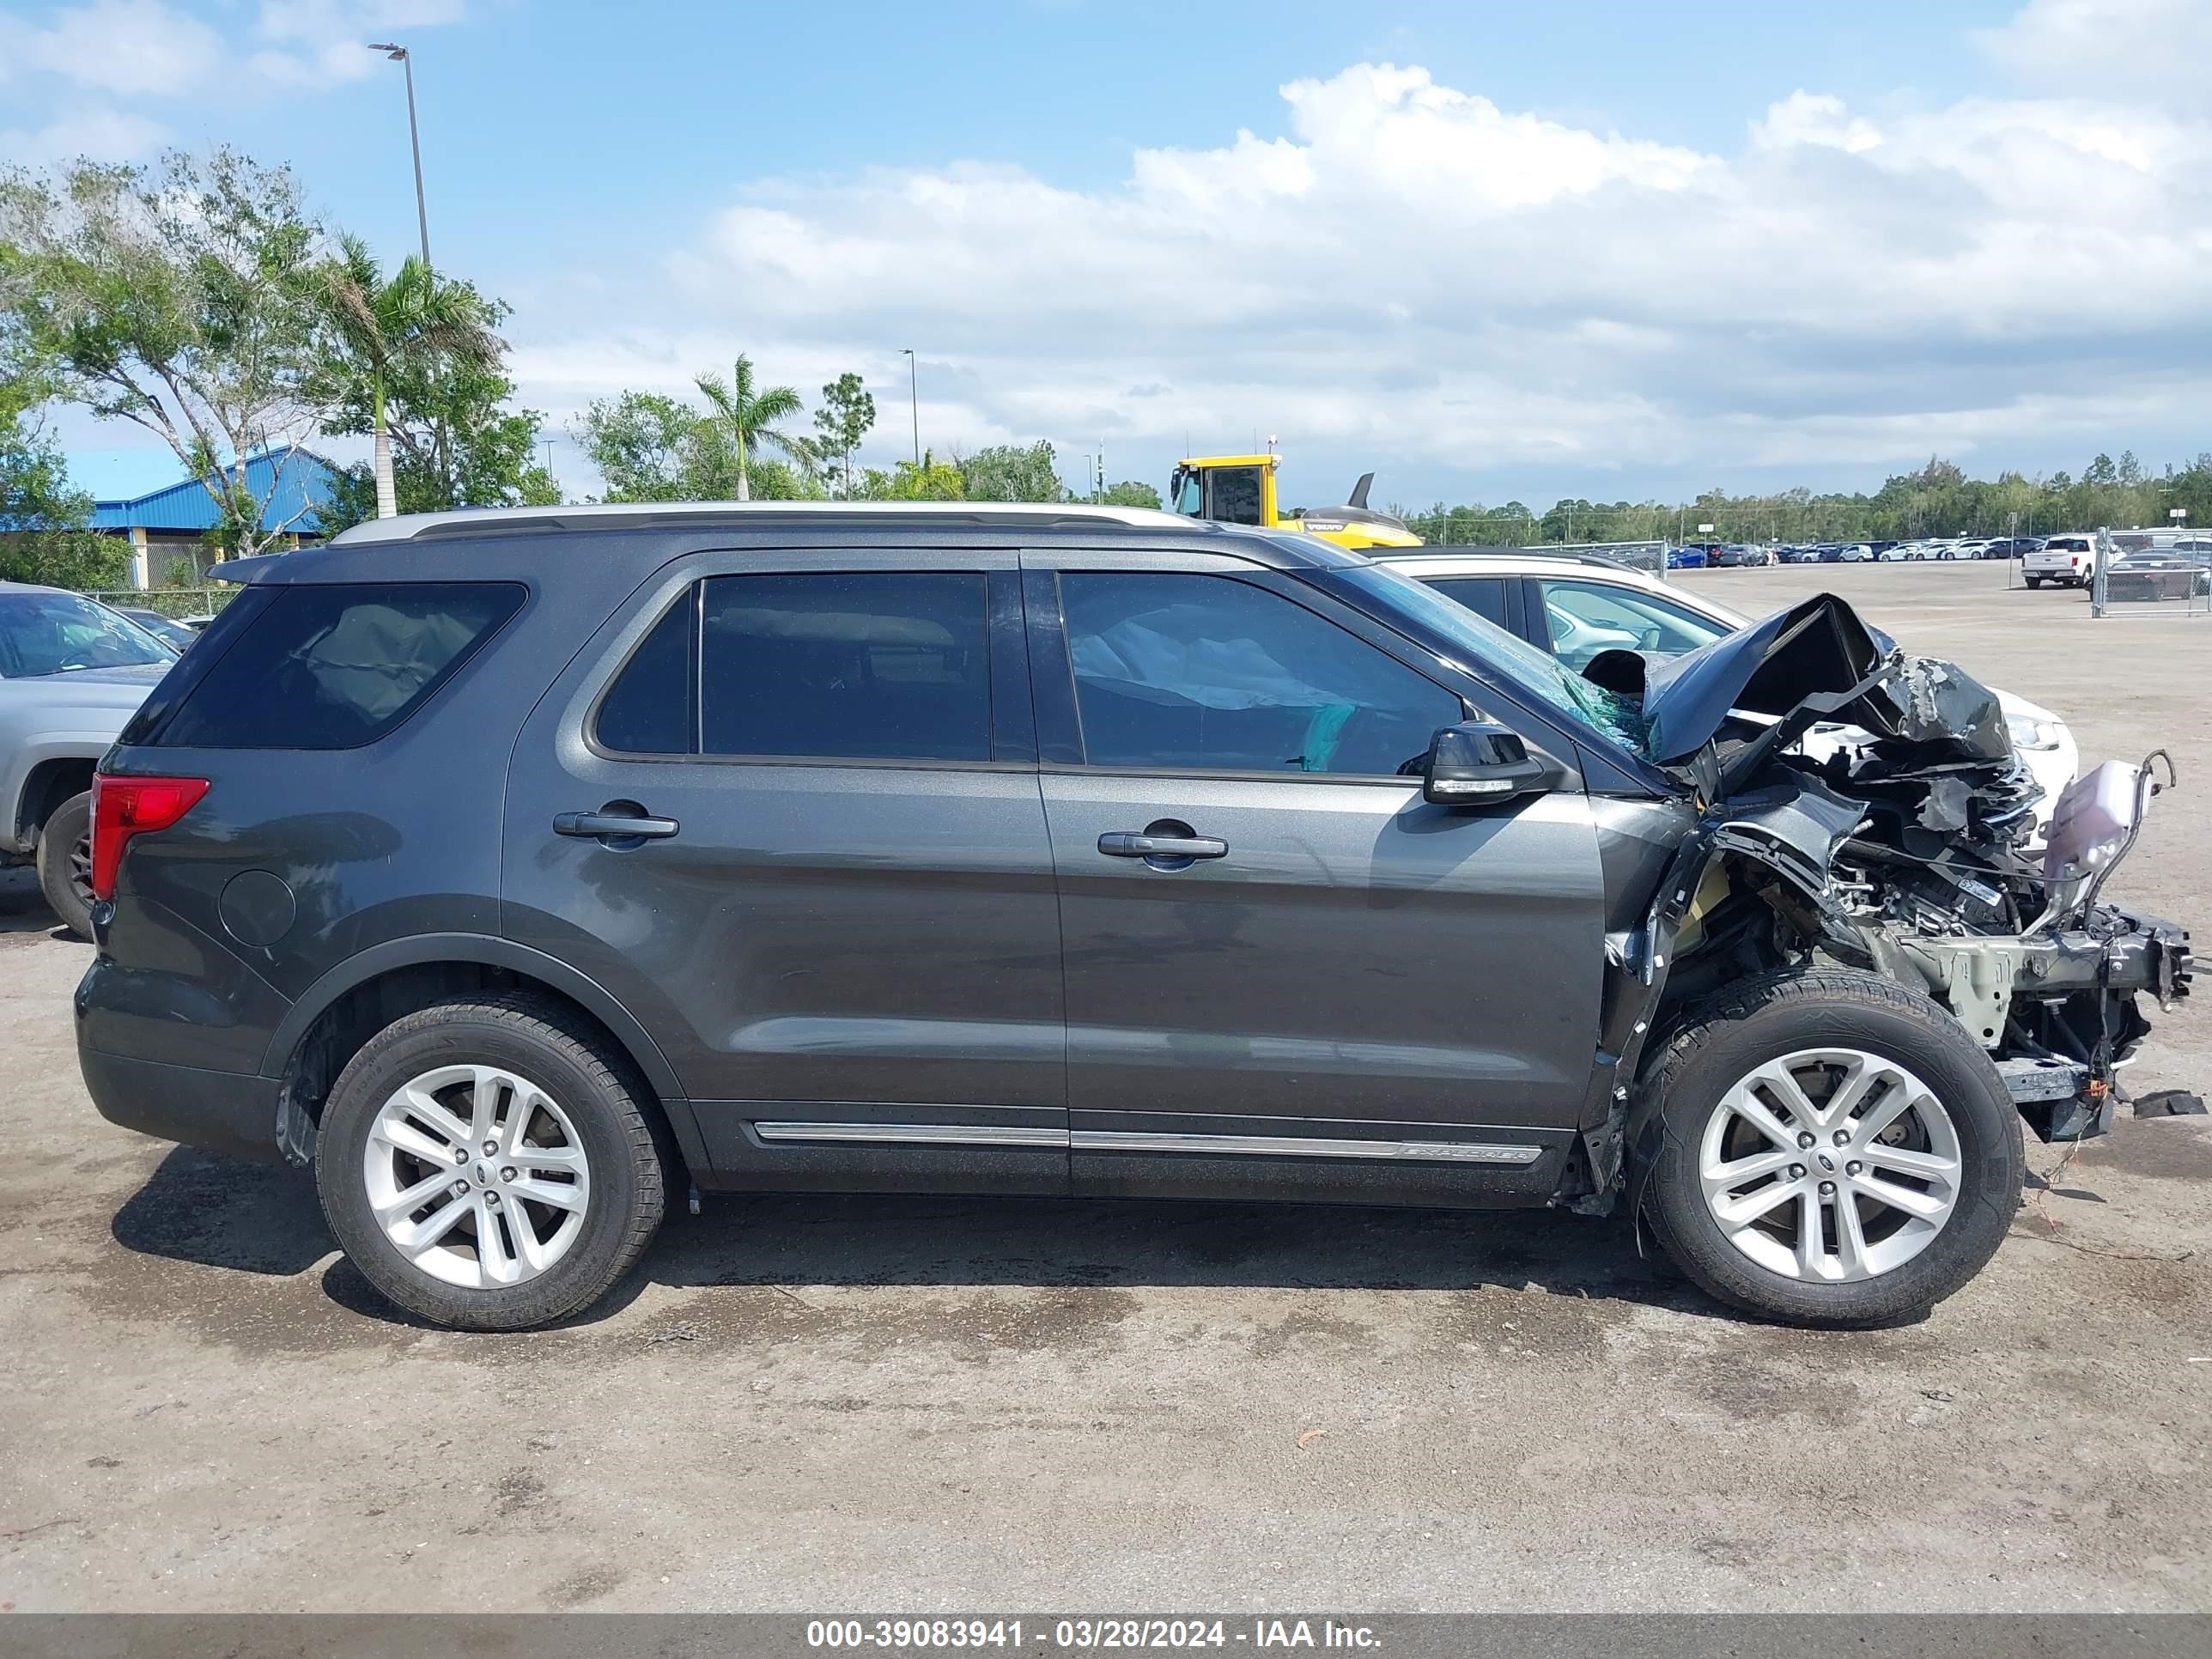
0,149 -> 325,559
812,372 -> 876,496
958,441 -> 1066,502
694,355 -> 803,501
1098,479 -> 1162,509
857,453 -> 964,501
573,385 -> 819,505
573,391 -> 698,501
313,233 -> 504,520
0,346 -> 126,587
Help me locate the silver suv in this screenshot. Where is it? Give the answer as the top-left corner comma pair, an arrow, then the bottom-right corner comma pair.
1,581 -> 178,937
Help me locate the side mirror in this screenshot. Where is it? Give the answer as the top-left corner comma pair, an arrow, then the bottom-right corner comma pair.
1421,721 -> 1556,806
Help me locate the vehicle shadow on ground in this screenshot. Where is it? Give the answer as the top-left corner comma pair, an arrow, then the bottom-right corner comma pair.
0,882 -> 70,939
112,1146 -> 336,1276
112,1146 -> 1741,1329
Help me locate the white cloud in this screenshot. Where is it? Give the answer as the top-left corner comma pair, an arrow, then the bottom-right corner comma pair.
0,0 -> 465,110
0,0 -> 222,95
1978,0 -> 2212,102
520,33 -> 2212,497
0,107 -> 173,164
1752,92 -> 1882,155
250,0 -> 468,85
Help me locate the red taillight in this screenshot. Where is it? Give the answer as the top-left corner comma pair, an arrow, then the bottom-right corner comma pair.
89,774 -> 209,902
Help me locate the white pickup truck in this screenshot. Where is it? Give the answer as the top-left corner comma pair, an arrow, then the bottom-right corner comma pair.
2022,532 -> 2102,589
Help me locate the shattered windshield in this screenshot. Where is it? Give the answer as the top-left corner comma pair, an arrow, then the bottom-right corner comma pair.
1333,562 -> 1651,757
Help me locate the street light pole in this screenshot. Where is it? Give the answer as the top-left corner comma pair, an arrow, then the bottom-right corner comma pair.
368,43 -> 430,267
901,349 -> 920,466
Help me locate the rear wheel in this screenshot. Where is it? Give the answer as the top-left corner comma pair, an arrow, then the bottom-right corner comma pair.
316,996 -> 669,1330
2024,576 -> 2043,589
1640,970 -> 2021,1328
35,790 -> 94,941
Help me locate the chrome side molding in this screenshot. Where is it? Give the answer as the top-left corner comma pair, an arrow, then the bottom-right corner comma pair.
751,1121 -> 1544,1165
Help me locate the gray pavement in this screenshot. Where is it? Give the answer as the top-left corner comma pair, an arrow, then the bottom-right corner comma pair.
1,561 -> 2206,1613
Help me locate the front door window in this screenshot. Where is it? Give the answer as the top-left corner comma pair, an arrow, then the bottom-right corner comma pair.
1058,572 -> 1461,776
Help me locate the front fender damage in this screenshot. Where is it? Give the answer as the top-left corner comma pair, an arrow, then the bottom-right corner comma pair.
1561,594 -> 2193,1218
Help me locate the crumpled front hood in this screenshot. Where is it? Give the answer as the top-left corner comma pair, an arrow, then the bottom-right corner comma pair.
1584,592 -> 2010,768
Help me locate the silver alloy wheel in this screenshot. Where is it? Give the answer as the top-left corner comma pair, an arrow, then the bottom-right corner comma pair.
362,1064 -> 592,1290
1697,1047 -> 1962,1283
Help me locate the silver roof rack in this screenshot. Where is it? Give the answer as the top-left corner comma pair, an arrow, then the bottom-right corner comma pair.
330,499 -> 1199,545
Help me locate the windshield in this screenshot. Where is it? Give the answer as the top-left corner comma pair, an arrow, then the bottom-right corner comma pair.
1332,562 -> 1650,757
0,591 -> 178,678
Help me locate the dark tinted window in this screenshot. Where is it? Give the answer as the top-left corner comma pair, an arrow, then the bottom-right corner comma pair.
1205,466 -> 1267,526
1422,575 -> 1510,629
1060,572 -> 1458,775
701,573 -> 990,760
595,588 -> 697,754
151,582 -> 522,750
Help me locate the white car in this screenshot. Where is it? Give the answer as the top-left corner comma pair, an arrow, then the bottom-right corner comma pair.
1376,552 -> 2078,836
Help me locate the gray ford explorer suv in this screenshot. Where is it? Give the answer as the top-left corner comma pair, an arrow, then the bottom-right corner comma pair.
76,503 -> 2191,1332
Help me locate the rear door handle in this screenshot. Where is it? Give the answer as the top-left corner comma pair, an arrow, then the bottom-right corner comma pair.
1097,831 -> 1227,860
554,810 -> 680,842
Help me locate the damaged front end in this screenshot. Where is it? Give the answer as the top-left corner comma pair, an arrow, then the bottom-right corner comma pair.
1580,594 -> 2191,1199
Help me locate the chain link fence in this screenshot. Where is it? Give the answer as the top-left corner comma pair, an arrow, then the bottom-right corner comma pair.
86,587 -> 240,622
2089,527 -> 2212,617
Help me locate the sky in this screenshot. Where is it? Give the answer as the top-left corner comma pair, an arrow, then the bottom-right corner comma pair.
3,0 -> 2210,512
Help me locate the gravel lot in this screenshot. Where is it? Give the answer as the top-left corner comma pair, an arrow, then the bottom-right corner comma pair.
1,562 -> 2206,1613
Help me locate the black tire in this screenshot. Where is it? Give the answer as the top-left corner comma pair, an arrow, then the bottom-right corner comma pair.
2024,577 -> 2042,589
316,995 -> 669,1331
1638,969 -> 2023,1328
36,789 -> 94,941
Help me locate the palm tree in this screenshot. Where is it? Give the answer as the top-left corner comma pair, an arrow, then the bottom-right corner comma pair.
318,234 -> 503,518
694,355 -> 804,501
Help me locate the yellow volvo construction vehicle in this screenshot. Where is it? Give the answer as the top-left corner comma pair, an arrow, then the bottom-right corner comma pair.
1166,454 -> 1424,550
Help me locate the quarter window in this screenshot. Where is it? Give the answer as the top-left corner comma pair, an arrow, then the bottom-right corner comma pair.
146,582 -> 522,750
595,587 -> 697,755
1058,572 -> 1459,776
1421,575 -> 1510,630
699,573 -> 991,761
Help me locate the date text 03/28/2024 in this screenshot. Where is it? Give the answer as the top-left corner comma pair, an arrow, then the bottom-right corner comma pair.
805,1620 -> 1382,1650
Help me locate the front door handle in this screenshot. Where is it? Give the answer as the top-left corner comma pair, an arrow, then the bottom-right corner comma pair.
554,809 -> 680,842
1097,830 -> 1227,860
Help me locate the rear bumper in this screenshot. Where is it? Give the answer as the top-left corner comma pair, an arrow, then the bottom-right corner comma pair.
78,1045 -> 283,1164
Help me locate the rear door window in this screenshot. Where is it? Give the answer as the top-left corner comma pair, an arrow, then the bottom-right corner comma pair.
699,572 -> 992,761
145,582 -> 523,749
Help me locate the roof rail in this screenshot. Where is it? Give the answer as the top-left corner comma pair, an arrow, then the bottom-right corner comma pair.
1385,545 -> 1639,572
329,499 -> 1199,546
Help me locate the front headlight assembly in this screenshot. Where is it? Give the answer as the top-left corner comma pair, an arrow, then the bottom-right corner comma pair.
2007,714 -> 2063,753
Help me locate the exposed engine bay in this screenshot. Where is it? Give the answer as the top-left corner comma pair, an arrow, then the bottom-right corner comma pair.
1582,594 -> 2192,1200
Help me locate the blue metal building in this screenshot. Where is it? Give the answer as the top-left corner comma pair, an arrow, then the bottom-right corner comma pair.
91,448 -> 341,588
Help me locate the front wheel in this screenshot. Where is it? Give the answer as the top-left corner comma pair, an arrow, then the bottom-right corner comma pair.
1639,970 -> 2022,1328
316,996 -> 670,1330
36,789 -> 94,940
